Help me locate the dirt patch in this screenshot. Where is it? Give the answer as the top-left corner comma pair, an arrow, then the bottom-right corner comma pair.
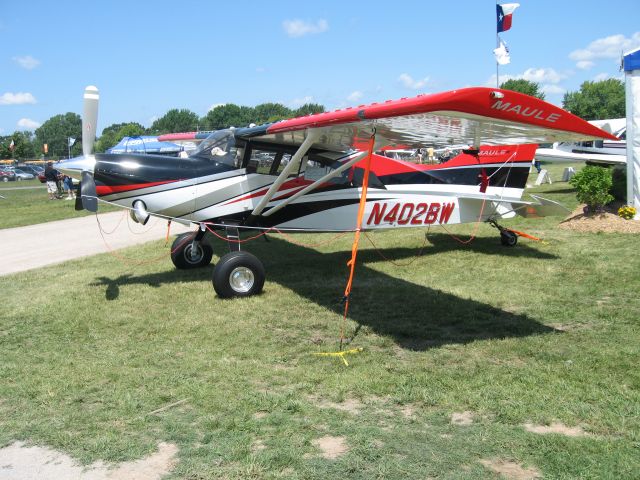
251,439 -> 266,452
523,422 -> 590,437
479,458 -> 541,479
312,436 -> 349,460
450,411 -> 474,426
0,441 -> 178,479
400,404 -> 416,419
558,204 -> 640,233
308,395 -> 362,415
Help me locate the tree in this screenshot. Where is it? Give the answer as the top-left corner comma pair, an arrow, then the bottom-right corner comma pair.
500,79 -> 545,100
149,109 -> 199,134
34,112 -> 82,159
95,122 -> 146,153
253,103 -> 292,124
200,104 -> 254,130
562,79 -> 625,120
294,103 -> 325,117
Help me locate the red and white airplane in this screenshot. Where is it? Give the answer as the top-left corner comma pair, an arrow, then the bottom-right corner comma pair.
57,86 -> 616,298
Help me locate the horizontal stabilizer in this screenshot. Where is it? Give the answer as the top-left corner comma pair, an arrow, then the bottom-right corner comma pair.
512,194 -> 570,218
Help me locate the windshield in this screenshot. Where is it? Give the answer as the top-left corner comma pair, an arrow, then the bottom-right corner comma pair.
190,129 -> 240,167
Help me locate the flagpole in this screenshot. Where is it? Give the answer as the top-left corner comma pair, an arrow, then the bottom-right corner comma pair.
68,138 -> 71,159
496,0 -> 499,87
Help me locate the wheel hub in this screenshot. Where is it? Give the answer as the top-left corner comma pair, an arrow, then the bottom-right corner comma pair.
229,267 -> 254,293
185,244 -> 203,263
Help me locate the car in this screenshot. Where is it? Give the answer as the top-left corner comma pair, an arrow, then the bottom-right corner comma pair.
16,165 -> 42,177
13,168 -> 35,181
0,169 -> 16,182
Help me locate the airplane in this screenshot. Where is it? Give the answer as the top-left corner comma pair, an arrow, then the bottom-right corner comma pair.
535,117 -> 626,166
56,85 -> 617,298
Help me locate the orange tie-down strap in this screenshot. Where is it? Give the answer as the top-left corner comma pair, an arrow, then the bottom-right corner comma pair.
339,132 -> 376,350
506,228 -> 543,242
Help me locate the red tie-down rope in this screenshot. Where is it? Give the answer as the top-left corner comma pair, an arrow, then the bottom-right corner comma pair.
339,132 -> 376,350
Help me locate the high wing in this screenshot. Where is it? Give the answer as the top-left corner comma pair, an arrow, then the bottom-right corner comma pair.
232,87 -> 617,151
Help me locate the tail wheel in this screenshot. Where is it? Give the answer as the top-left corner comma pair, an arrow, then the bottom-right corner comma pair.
500,230 -> 518,247
213,251 -> 265,298
171,233 -> 213,269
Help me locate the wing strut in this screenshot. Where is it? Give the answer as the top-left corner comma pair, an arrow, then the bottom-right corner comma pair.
250,128 -> 322,217
261,150 -> 367,218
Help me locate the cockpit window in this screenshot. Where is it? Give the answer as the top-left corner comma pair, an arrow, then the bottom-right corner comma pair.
190,129 -> 240,168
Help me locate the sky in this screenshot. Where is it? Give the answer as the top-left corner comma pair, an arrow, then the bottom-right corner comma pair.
1,0 -> 639,136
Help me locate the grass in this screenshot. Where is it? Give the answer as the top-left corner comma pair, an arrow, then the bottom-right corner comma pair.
0,163 -> 639,478
0,179 -> 118,229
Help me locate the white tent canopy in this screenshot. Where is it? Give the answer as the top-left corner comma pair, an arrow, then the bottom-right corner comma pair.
624,46 -> 640,219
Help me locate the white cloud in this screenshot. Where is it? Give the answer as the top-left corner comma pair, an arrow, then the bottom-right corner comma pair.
0,92 -> 37,105
569,32 -> 640,65
398,73 -> 430,90
13,55 -> 40,70
488,68 -> 566,87
576,60 -> 595,70
520,67 -> 566,84
541,84 -> 566,95
17,118 -> 40,130
347,90 -> 363,102
282,19 -> 328,38
208,103 -> 226,111
290,95 -> 314,107
593,72 -> 614,82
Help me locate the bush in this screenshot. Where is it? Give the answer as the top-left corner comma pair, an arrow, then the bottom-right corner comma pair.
611,166 -> 627,201
569,166 -> 614,212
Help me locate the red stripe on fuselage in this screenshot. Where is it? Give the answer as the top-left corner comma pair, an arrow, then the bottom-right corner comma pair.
222,177 -> 314,206
96,180 -> 178,196
362,144 -> 537,177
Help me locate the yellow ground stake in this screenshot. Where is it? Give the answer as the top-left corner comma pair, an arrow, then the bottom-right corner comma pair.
313,348 -> 363,366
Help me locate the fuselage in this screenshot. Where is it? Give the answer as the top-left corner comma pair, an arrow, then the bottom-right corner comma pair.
92,142 -> 537,232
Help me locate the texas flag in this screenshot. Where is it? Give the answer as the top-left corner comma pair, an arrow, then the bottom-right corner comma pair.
497,3 -> 520,33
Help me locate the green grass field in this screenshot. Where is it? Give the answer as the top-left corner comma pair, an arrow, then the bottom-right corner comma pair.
0,179 -> 118,229
0,163 -> 639,478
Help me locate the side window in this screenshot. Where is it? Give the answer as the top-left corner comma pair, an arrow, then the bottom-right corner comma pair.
251,149 -> 293,176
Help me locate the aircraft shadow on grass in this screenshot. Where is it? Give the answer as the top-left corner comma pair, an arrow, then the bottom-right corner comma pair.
91,233 -> 559,351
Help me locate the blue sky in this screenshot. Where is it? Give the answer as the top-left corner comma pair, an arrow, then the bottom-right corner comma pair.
1,0 -> 639,136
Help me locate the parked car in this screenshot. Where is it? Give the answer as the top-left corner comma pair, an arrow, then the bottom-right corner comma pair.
15,165 -> 42,177
13,168 -> 35,181
0,169 -> 16,182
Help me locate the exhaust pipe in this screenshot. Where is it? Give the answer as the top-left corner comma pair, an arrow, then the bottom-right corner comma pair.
131,200 -> 150,225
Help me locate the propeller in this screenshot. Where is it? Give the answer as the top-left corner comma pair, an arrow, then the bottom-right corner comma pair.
67,86 -> 99,212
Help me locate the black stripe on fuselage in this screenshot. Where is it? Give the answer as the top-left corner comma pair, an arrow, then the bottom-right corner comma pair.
378,165 -> 529,189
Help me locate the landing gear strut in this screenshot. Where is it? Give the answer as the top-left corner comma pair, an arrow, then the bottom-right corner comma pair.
488,219 -> 518,247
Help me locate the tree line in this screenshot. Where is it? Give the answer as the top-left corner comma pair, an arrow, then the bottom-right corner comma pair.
0,79 -> 626,161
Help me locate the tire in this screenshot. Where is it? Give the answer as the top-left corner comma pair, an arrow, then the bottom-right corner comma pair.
213,251 -> 265,298
500,230 -> 518,247
2,177 -> 8,182
171,233 -> 213,269
17,177 -> 22,181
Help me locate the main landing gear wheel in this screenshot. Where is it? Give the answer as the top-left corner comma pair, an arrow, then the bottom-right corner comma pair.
500,230 -> 518,247
171,233 -> 213,269
212,251 -> 265,298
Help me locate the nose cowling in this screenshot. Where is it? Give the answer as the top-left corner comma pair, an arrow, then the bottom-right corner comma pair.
93,153 -> 188,198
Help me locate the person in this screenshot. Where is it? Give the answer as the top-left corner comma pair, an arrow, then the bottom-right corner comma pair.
63,175 -> 74,200
44,162 -> 61,200
533,159 -> 542,174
